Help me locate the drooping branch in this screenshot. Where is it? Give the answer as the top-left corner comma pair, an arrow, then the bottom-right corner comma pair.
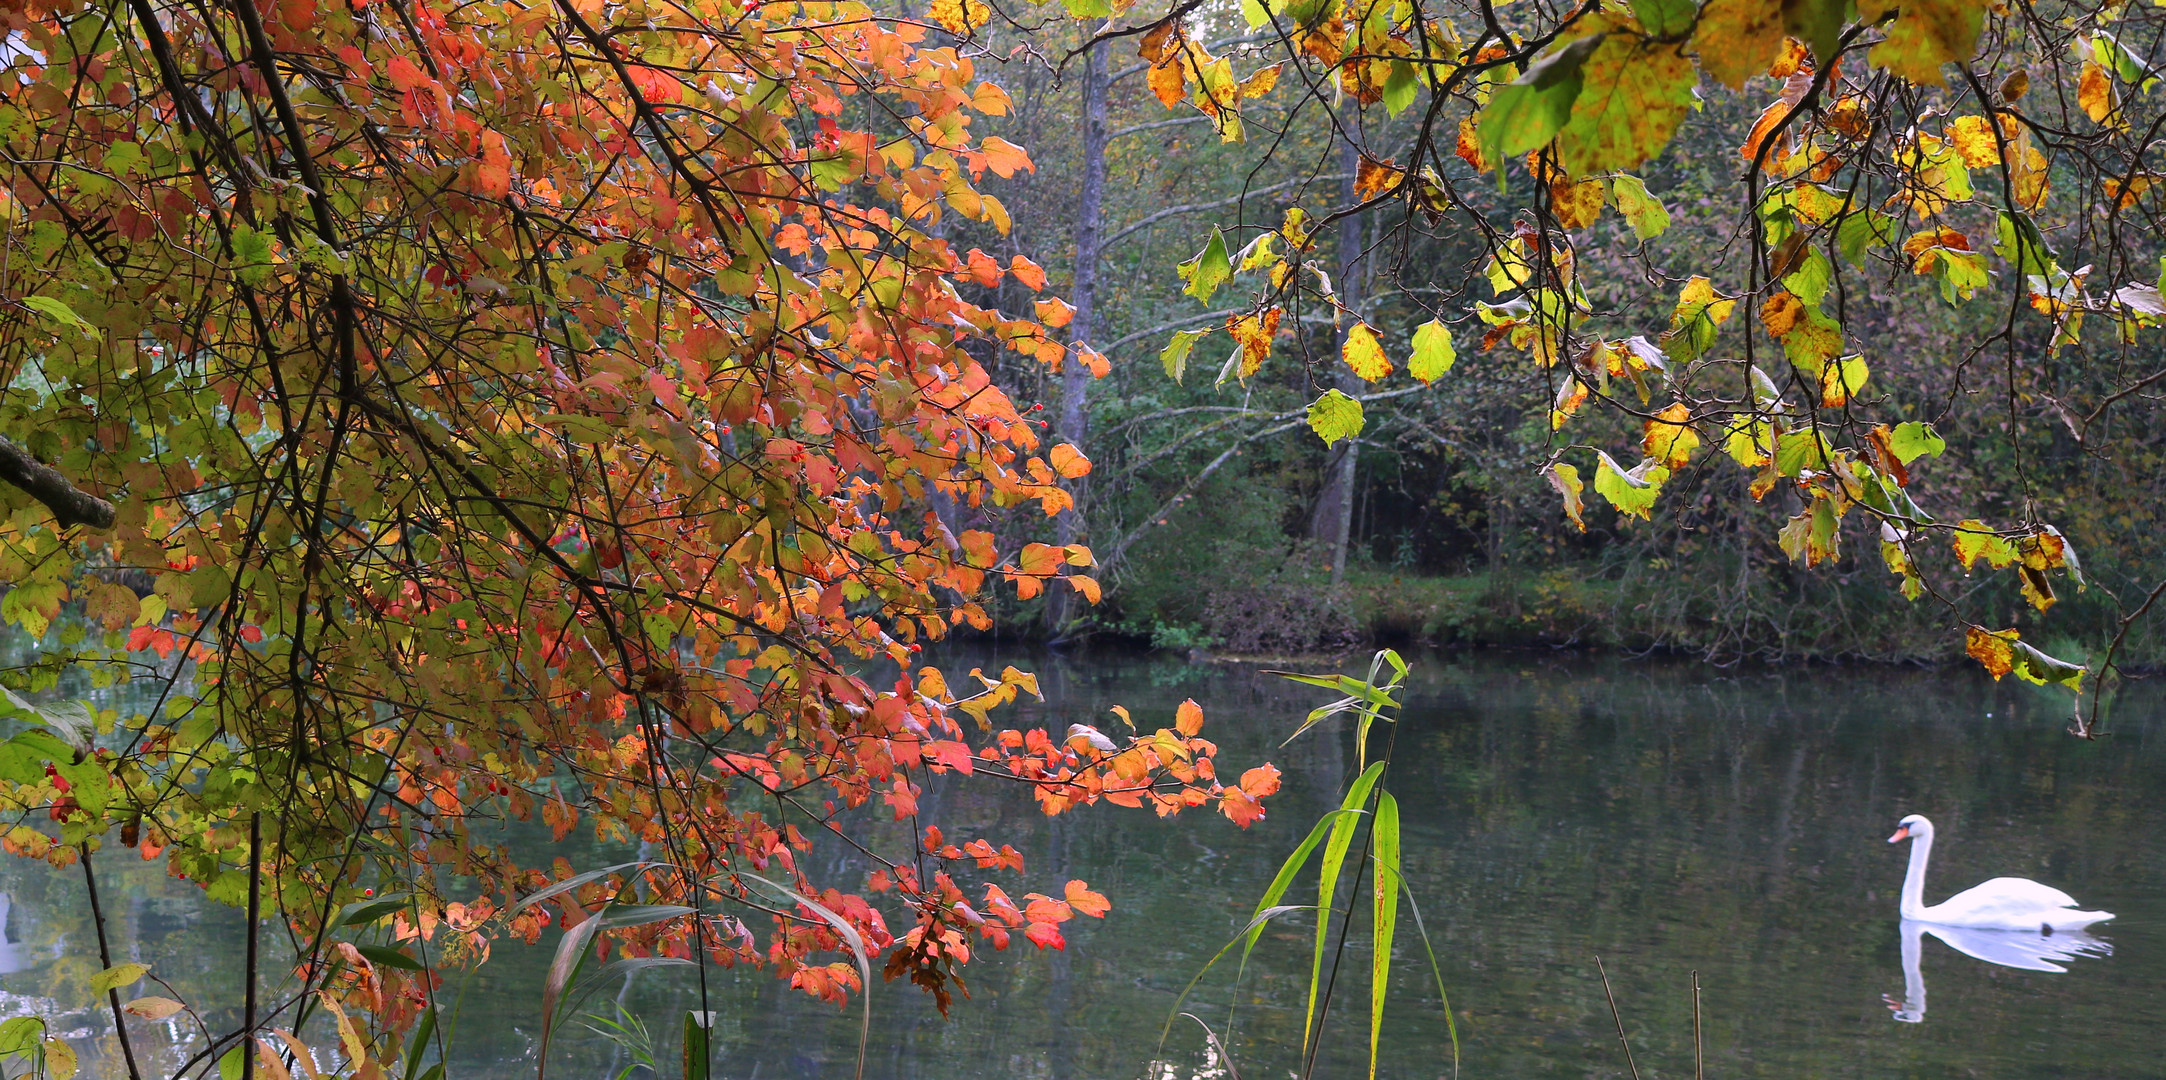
0,435 -> 114,529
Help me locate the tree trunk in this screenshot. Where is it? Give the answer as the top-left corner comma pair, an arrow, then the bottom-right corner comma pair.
1045,39 -> 1108,640
1310,132 -> 1366,585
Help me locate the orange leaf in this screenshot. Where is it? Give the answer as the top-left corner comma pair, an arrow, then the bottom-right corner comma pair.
1009,255 -> 1046,291
1239,763 -> 1282,798
1064,574 -> 1102,604
1175,698 -> 1204,736
979,137 -> 1034,179
1064,880 -> 1110,918
1048,443 -> 1091,478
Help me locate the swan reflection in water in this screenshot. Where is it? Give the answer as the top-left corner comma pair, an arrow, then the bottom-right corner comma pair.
1884,918 -> 2112,1022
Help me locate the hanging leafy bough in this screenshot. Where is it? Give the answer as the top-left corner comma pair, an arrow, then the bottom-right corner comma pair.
1073,0 -> 2166,727
0,0 -> 1287,1069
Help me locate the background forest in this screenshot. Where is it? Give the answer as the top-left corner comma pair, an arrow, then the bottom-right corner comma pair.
945,10 -> 2166,667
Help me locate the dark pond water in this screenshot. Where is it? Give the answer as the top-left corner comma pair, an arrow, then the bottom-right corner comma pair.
4,648 -> 2163,1079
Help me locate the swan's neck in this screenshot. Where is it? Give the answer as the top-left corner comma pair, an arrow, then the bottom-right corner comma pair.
1900,833 -> 1933,918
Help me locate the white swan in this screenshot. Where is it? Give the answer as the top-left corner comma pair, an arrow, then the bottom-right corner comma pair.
1885,918 -> 2112,1023
1888,814 -> 2114,931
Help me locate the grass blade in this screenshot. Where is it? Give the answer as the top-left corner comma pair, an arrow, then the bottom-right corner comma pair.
538,904 -> 610,1080
1369,792 -> 1400,1080
510,862 -> 655,916
682,1011 -> 709,1080
737,872 -> 873,1080
1244,809 -> 1354,960
1157,904 -> 1313,1052
1306,761 -> 1386,1054
1398,879 -> 1458,1080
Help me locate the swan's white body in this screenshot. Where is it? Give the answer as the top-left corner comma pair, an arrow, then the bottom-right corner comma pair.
1890,815 -> 2114,932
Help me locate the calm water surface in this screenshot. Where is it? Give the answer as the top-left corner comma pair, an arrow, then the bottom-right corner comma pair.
3,650 -> 2162,1079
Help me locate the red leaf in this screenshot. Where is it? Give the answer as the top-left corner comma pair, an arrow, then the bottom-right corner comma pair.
1219,789 -> 1266,828
1024,922 -> 1065,950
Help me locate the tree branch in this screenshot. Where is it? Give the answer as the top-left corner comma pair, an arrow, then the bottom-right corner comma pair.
1100,173 -> 1349,252
0,436 -> 114,529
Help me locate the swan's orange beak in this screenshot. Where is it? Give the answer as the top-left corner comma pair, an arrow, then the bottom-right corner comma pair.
1888,825 -> 1911,843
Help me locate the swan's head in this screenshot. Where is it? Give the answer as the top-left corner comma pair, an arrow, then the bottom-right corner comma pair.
1888,814 -> 1934,843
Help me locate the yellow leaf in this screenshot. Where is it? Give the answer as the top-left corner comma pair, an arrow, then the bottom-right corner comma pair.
1966,625 -> 2018,680
1692,0 -> 1788,89
125,996 -> 186,1021
1545,463 -> 1586,531
1229,307 -> 1280,377
1407,320 -> 1456,383
1355,156 -> 1403,202
1943,115 -> 2001,168
1147,60 -> 1185,107
926,0 -> 990,35
2079,60 -> 2115,124
1641,402 -> 1699,468
43,1038 -> 76,1080
1549,177 -> 1605,229
1342,322 -> 1392,382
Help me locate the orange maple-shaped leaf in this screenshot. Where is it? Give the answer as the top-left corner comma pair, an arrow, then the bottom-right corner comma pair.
1063,880 -> 1110,918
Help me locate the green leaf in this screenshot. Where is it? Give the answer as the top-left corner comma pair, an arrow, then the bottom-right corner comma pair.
1554,32 -> 1698,177
1369,791 -> 1401,1080
1888,421 -> 1946,463
218,1044 -> 244,1080
1608,175 -> 1670,239
1307,762 -> 1387,1054
354,944 -> 427,971
0,1017 -> 40,1057
1407,320 -> 1456,382
1836,209 -> 1897,267
1479,35 -> 1603,164
1177,228 -> 1233,304
337,897 -> 410,928
1382,60 -> 1419,116
229,224 -> 277,286
2011,640 -> 2085,692
1774,427 -> 1834,477
1592,450 -> 1668,520
23,295 -> 100,341
1631,0 -> 1696,36
1783,0 -> 1847,71
1159,328 -> 1210,383
1061,0 -> 1112,14
1307,389 -> 1364,447
1994,211 -> 2055,278
1784,248 -> 1834,307
90,962 -> 149,995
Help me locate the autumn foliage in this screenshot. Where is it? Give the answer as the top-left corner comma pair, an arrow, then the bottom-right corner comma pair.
0,0 -> 1279,1057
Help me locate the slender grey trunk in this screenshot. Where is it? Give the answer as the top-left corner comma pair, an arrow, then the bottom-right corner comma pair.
1310,132 -> 1367,585
1046,39 -> 1108,639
